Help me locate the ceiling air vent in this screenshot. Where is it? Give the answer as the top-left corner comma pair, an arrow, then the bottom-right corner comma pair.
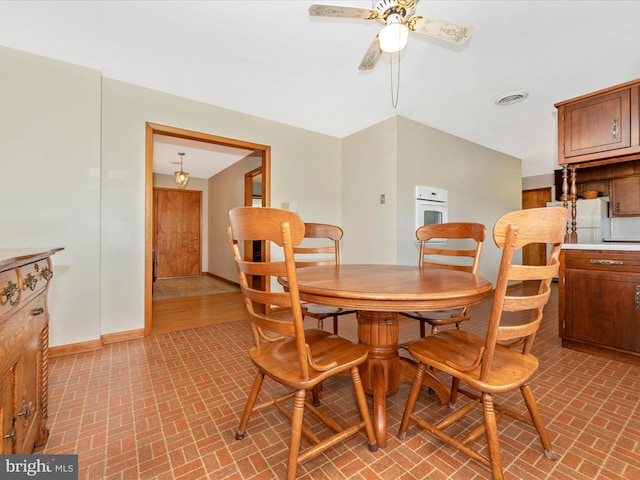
494,91 -> 529,106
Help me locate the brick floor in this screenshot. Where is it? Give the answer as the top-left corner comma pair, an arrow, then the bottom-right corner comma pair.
35,284 -> 640,479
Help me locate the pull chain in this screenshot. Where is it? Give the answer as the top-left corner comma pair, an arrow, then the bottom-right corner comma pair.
389,50 -> 401,109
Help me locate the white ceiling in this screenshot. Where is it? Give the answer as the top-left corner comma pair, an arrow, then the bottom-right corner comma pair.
2,1 -> 640,178
152,135 -> 255,179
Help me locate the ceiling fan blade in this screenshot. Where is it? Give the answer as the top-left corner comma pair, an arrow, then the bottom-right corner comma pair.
308,4 -> 376,20
358,35 -> 382,71
411,17 -> 473,45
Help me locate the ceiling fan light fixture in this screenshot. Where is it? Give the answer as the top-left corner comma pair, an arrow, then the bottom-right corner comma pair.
174,152 -> 190,188
378,14 -> 409,53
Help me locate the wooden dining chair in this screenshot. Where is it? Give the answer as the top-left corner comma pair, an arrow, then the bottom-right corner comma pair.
293,223 -> 355,335
400,222 -> 486,336
228,207 -> 377,480
397,207 -> 568,480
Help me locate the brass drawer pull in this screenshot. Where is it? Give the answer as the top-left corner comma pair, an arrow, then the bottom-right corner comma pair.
41,266 -> 53,281
2,281 -> 21,306
32,307 -> 45,316
24,273 -> 38,291
590,259 -> 623,265
16,402 -> 30,419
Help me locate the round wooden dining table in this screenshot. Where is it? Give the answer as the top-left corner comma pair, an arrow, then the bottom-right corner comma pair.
282,264 -> 493,447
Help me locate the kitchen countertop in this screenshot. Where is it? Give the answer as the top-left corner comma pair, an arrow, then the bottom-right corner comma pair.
562,242 -> 640,251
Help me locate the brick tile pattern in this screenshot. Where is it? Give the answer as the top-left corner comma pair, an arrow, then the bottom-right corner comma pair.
35,285 -> 640,479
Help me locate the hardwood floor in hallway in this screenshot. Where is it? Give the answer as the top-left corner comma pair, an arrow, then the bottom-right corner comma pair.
151,291 -> 246,334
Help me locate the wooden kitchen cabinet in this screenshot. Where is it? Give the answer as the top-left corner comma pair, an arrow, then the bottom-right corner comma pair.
611,176 -> 640,216
556,79 -> 640,165
0,248 -> 62,453
560,248 -> 640,364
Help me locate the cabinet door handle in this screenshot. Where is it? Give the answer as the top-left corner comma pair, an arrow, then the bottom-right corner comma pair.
612,117 -> 619,141
616,201 -> 620,212
590,259 -> 623,265
636,286 -> 640,311
31,307 -> 45,316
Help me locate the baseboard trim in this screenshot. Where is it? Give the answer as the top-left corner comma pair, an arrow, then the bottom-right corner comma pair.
49,339 -> 103,358
102,328 -> 145,345
49,329 -> 146,358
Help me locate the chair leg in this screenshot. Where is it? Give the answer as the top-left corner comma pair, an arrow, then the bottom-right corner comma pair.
348,366 -> 378,450
398,363 -> 427,439
419,320 -> 426,337
481,392 -> 504,480
521,384 -> 557,460
311,384 -> 321,407
286,389 -> 306,480
236,372 -> 265,440
317,318 -> 324,330
449,377 -> 460,407
332,315 -> 338,334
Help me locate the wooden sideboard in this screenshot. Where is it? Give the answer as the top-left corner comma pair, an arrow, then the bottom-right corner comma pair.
0,248 -> 63,453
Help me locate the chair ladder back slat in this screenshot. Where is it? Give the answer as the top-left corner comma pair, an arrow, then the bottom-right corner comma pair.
293,222 -> 352,334
228,208 -> 378,477
479,223 -> 518,381
228,208 -> 310,378
406,221 -> 487,336
399,207 -> 568,479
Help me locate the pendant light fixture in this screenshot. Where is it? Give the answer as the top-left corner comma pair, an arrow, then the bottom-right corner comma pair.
174,152 -> 190,188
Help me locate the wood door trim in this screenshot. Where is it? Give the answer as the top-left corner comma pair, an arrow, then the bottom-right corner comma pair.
145,122 -> 271,335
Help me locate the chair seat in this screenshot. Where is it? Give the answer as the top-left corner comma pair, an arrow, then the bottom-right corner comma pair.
401,309 -> 467,322
250,328 -> 369,389
302,303 -> 347,316
407,329 -> 539,394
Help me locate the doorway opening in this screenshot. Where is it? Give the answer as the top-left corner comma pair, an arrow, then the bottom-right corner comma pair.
145,122 -> 271,335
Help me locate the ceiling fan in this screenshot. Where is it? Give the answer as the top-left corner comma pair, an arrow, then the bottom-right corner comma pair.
308,0 -> 473,70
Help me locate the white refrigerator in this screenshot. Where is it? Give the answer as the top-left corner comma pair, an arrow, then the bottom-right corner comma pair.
546,198 -> 610,244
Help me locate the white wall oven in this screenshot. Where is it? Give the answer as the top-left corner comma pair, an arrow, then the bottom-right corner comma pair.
415,186 -> 448,243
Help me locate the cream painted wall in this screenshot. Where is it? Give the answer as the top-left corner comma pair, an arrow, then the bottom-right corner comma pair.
0,47 -> 102,347
395,117 -> 522,283
152,174 -> 209,272
207,155 -> 261,282
340,116 -> 522,284
1,46 -> 525,347
100,79 -> 342,337
1,47 -> 342,346
341,117 -> 399,264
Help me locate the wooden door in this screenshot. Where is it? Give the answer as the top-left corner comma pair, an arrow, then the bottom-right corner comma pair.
154,188 -> 202,278
522,188 -> 552,267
